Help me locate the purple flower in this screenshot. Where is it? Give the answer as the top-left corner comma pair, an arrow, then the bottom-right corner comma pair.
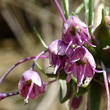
48,39 -> 73,74
65,46 -> 96,89
18,70 -> 45,104
62,15 -> 94,47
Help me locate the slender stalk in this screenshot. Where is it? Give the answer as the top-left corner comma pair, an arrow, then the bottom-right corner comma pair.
63,0 -> 69,19
53,0 -> 66,22
45,79 -> 56,86
0,54 -> 47,84
0,56 -> 37,84
88,0 -> 93,34
0,91 -> 19,100
35,62 -> 46,75
24,82 -> 34,104
101,62 -> 110,110
33,27 -> 48,49
30,51 -> 45,70
83,0 -> 89,21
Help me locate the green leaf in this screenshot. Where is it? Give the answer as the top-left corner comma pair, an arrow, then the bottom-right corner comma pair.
63,0 -> 69,19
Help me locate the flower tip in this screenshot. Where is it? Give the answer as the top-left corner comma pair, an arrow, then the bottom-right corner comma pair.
24,99 -> 28,105
85,40 -> 96,47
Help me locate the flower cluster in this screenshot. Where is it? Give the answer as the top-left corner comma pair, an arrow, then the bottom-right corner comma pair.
0,0 -> 109,110
0,1 -> 96,104
48,14 -> 97,91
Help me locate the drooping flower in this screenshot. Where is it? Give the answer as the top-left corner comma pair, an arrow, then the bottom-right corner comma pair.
65,46 -> 96,89
62,15 -> 94,47
48,39 -> 73,74
18,70 -> 45,104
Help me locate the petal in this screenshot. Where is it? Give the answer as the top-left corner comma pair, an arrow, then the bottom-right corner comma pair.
48,40 -> 61,55
66,74 -> 72,82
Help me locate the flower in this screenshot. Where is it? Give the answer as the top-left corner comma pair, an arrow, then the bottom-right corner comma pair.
62,15 -> 92,46
65,46 -> 96,89
48,39 -> 73,74
18,70 -> 45,104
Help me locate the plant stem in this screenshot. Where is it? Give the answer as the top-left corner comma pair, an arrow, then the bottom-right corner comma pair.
63,0 -> 69,19
53,0 -> 66,22
33,27 -> 48,49
0,56 -> 37,84
89,80 -> 101,110
83,0 -> 89,21
88,0 -> 93,34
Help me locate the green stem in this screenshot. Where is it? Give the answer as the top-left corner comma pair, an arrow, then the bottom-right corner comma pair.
33,27 -> 48,49
35,62 -> 46,75
63,0 -> 69,19
88,0 -> 93,34
83,0 -> 89,21
89,80 -> 102,110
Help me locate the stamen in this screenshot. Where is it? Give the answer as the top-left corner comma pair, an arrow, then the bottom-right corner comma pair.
80,64 -> 86,85
65,40 -> 73,54
85,40 -> 96,47
54,59 -> 60,74
75,33 -> 82,46
77,66 -> 80,92
24,82 -> 34,105
93,68 -> 103,73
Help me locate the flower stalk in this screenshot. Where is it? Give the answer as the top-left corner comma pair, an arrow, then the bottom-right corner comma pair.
63,0 -> 69,19
33,27 -> 48,49
53,0 -> 66,22
88,0 -> 93,34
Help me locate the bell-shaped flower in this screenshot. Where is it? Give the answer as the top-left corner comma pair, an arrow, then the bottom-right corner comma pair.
65,46 -> 96,90
18,70 -> 45,104
62,15 -> 94,47
48,39 -> 73,74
